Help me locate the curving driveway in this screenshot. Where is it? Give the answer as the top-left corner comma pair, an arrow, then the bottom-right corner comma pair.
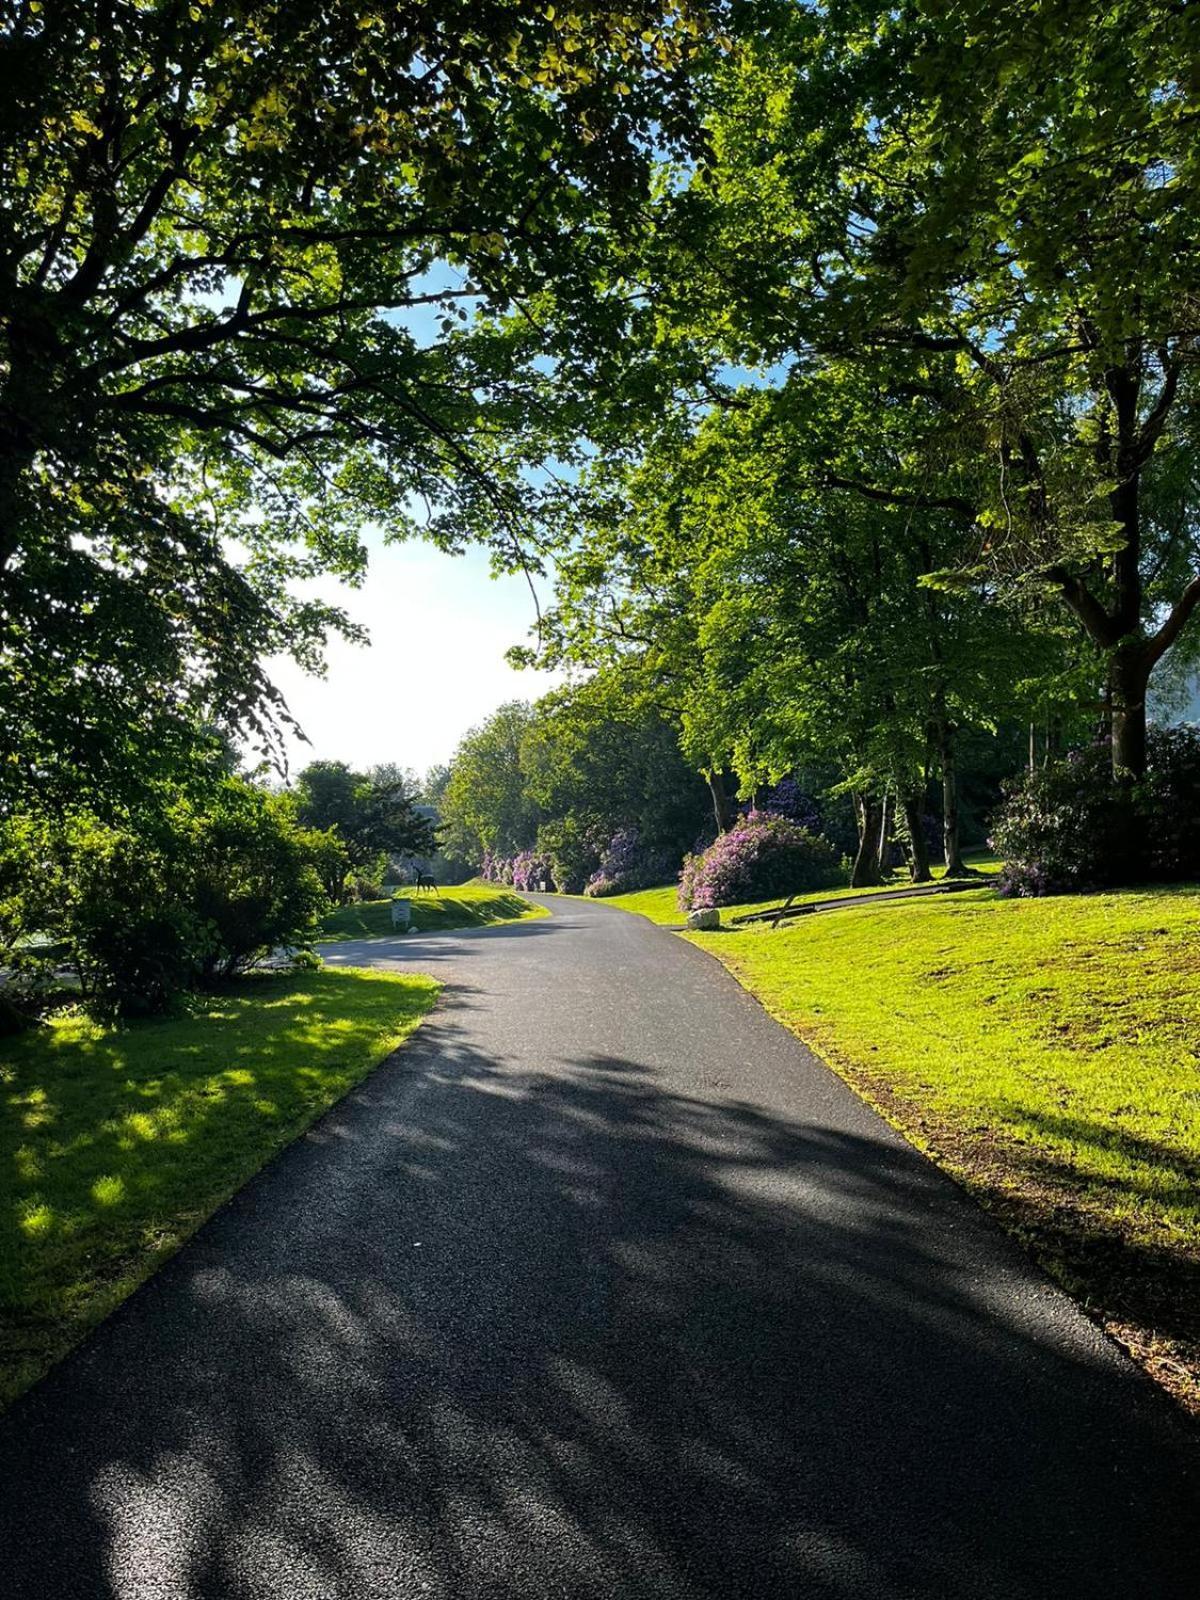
0,895 -> 1196,1597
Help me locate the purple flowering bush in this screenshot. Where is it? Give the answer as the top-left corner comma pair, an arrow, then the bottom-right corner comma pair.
479,848 -> 516,885
993,726 -> 1200,895
511,849 -> 554,892
584,827 -> 675,898
678,810 -> 841,910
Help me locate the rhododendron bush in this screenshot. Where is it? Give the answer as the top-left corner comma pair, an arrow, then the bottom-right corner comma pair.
678,811 -> 841,910
584,828 -> 675,897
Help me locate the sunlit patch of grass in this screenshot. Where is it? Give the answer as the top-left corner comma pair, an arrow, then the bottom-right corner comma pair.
602,852 -> 1001,926
319,879 -> 546,941
688,883 -> 1200,1412
0,967 -> 438,1407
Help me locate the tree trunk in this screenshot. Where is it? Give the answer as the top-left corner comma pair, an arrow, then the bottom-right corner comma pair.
705,769 -> 736,834
934,719 -> 969,876
1110,646 -> 1151,779
851,792 -> 884,887
901,792 -> 933,883
878,789 -> 895,877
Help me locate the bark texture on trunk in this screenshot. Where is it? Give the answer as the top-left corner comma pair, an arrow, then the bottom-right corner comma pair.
878,790 -> 895,877
1110,647 -> 1151,779
934,720 -> 969,876
851,792 -> 884,887
902,792 -> 933,883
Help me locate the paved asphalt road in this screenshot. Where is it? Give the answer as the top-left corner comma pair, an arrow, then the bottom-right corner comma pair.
1,896 -> 1196,1598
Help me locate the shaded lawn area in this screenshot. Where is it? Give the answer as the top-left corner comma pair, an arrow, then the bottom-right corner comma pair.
604,853 -> 1002,927
320,881 -> 546,941
0,967 -> 438,1407
688,884 -> 1200,1414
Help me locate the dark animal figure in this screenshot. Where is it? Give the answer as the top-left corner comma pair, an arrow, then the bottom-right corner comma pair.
415,872 -> 438,894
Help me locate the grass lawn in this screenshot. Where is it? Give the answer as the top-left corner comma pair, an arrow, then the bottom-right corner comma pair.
0,967 -> 438,1407
603,852 -> 1002,927
687,884 -> 1200,1413
319,880 -> 546,941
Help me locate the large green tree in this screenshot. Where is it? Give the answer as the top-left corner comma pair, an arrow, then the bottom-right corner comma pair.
645,0 -> 1200,777
0,0 -> 717,804
294,759 -> 434,896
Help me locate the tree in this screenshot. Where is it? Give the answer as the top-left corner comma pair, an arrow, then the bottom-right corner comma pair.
521,670 -> 708,857
643,0 -> 1200,777
293,760 -> 435,897
438,701 -> 540,864
0,0 -> 718,800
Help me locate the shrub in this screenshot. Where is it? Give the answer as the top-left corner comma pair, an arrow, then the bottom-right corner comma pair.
991,725 -> 1200,896
535,817 -> 605,894
190,786 -> 330,979
45,814 -> 205,1016
678,811 -> 842,910
1137,724 -> 1200,882
511,849 -> 554,891
25,781 -> 332,1015
584,827 -> 675,897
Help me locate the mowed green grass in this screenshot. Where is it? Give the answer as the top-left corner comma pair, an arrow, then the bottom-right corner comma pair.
0,967 -> 438,1407
320,880 -> 546,941
688,884 -> 1200,1411
604,853 -> 1002,926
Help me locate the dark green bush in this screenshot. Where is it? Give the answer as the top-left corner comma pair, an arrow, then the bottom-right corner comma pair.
992,726 -> 1200,895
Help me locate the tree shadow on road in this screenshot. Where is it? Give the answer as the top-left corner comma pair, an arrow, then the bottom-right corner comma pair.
1,998 -> 1197,1599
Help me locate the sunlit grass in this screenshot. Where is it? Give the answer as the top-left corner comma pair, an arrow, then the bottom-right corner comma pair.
0,967 -> 438,1406
688,883 -> 1200,1411
319,880 -> 546,941
602,852 -> 1001,926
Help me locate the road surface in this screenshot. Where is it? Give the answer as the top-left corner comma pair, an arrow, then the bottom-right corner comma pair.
0,895 -> 1195,1598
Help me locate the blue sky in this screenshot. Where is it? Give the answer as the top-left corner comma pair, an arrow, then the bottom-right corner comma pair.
264,530 -> 562,779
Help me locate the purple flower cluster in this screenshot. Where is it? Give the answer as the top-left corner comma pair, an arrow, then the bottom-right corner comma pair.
479,848 -> 510,884
510,849 -> 554,892
584,827 -> 675,898
678,809 -> 840,911
480,847 -> 553,889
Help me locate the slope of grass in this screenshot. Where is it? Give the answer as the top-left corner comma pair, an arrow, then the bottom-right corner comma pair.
320,881 -> 546,941
603,852 -> 1002,927
687,884 -> 1200,1412
0,967 -> 438,1407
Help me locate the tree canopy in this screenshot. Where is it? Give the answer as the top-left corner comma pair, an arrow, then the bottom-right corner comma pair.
0,0 -> 719,807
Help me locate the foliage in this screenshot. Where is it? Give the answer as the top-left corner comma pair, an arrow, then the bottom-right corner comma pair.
39,812 -> 203,1017
991,748 -> 1136,897
510,850 -> 556,893
521,671 -> 710,856
189,786 -> 331,980
294,761 -> 435,900
994,727 -> 1200,895
698,885 -> 1200,1411
0,966 -> 438,1407
0,0 -> 718,809
584,827 -> 675,897
678,810 -> 840,911
439,702 -> 541,864
534,815 -> 608,895
10,779 -> 331,1015
1137,726 -> 1200,884
665,0 -> 1200,776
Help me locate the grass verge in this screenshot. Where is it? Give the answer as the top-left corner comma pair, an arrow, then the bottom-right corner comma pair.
319,880 -> 546,941
603,853 -> 1002,927
0,966 -> 438,1408
686,884 -> 1200,1414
